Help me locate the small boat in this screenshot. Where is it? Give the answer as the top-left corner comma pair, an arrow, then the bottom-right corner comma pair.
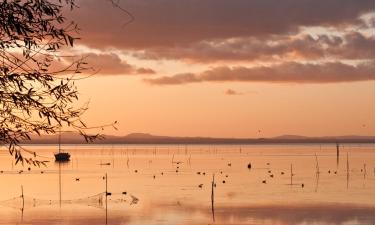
55,152 -> 70,161
54,129 -> 70,162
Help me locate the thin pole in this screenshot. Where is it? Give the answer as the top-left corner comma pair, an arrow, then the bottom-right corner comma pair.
21,185 -> 24,221
59,162 -> 62,207
314,154 -> 320,192
105,173 -> 108,225
105,173 -> 108,194
336,142 -> 340,167
21,185 -> 24,210
346,153 -> 349,189
211,174 -> 215,222
364,163 -> 367,180
290,164 -> 293,186
314,153 -> 320,175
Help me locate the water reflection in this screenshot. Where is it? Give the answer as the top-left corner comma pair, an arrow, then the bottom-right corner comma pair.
211,203 -> 375,225
0,144 -> 374,225
2,202 -> 375,225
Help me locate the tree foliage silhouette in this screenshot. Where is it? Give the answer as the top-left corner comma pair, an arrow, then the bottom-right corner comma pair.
0,0 -> 112,165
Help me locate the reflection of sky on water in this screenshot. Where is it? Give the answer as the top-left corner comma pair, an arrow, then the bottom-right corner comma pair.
1,202 -> 375,225
0,144 -> 375,224
213,203 -> 375,225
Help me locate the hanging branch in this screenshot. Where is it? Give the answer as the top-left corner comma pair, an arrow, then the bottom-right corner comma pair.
0,0 -> 117,165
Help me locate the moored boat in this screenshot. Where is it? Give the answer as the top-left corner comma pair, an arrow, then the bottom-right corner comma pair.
54,152 -> 70,161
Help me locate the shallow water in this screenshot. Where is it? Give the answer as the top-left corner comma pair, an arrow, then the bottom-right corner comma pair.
0,144 -> 375,225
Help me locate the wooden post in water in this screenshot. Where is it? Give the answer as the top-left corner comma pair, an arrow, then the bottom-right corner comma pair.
59,162 -> 62,207
314,153 -> 320,175
336,142 -> 340,167
105,173 -> 108,225
346,153 -> 350,189
364,163 -> 367,179
21,185 -> 24,210
314,154 -> 320,192
105,173 -> 108,194
290,164 -> 293,186
21,185 -> 24,221
211,173 -> 215,222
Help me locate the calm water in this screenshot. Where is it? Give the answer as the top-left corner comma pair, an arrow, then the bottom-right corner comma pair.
0,144 -> 375,225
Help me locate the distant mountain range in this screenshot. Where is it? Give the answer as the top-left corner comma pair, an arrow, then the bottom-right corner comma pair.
22,132 -> 375,144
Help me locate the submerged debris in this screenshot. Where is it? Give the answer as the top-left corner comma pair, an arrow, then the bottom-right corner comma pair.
130,195 -> 139,205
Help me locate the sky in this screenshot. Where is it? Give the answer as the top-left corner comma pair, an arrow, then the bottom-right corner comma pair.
58,0 -> 375,138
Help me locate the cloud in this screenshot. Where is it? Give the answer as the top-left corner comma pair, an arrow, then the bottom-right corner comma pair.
225,89 -> 243,95
133,35 -> 330,62
334,32 -> 375,59
136,67 -> 156,74
134,32 -> 375,62
144,61 -> 375,85
84,53 -> 134,75
71,0 -> 375,49
62,1 -> 375,83
61,52 -> 155,75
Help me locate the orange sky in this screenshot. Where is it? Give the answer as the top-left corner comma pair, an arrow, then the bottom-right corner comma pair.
58,1 -> 375,138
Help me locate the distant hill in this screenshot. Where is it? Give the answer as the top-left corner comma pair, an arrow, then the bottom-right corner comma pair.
274,135 -> 310,139
274,134 -> 375,140
21,132 -> 375,144
124,133 -> 157,139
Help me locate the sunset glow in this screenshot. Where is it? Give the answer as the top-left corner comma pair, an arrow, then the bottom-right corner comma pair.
58,0 -> 375,138
2,2 -> 375,225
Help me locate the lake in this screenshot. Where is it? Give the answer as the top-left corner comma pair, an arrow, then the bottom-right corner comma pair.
0,144 -> 374,225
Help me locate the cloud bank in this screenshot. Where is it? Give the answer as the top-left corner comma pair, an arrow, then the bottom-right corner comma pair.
66,0 -> 375,84
145,61 -> 375,85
